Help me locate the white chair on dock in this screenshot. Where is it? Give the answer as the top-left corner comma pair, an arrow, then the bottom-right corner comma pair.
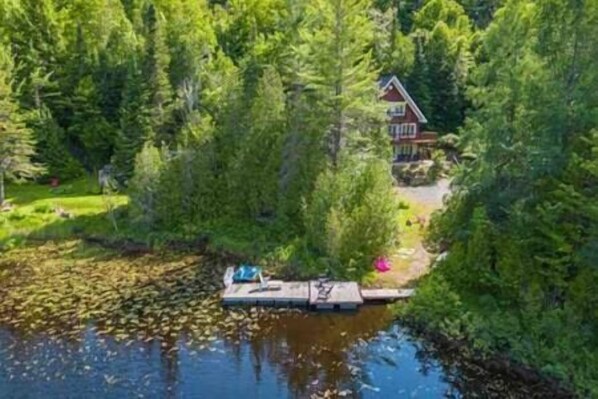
259,272 -> 283,291
223,267 -> 235,288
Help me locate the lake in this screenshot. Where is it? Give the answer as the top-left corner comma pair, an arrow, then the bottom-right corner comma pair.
0,306 -> 537,398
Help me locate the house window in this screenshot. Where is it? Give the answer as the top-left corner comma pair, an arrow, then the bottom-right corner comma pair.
389,124 -> 401,138
388,102 -> 406,117
398,123 -> 416,138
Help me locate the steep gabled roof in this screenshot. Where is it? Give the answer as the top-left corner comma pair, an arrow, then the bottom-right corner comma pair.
379,75 -> 428,124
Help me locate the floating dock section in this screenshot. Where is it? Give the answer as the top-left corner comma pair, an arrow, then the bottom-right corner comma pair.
308,281 -> 362,310
221,280 -> 414,310
360,288 -> 415,302
221,281 -> 309,307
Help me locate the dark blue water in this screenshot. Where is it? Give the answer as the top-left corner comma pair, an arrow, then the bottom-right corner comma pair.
0,307 -> 517,398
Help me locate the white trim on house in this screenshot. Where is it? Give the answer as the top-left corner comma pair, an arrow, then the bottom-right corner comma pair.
399,123 -> 417,138
381,76 -> 428,123
389,123 -> 400,138
388,101 -> 406,117
389,123 -> 417,139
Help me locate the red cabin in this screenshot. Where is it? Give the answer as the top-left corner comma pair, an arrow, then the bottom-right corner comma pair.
379,75 -> 437,162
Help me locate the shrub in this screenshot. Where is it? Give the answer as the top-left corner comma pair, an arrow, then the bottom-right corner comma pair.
398,273 -> 466,335
437,133 -> 460,150
428,149 -> 446,181
128,142 -> 164,229
7,211 -> 26,221
33,204 -> 53,214
303,157 -> 401,280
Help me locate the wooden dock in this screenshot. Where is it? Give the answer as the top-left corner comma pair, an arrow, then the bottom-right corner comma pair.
221,279 -> 414,310
361,288 -> 415,302
308,281 -> 362,310
221,281 -> 309,307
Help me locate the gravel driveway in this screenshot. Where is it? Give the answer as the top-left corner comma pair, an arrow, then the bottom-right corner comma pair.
396,178 -> 451,210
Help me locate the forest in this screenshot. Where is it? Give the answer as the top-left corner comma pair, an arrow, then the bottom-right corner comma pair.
0,0 -> 597,396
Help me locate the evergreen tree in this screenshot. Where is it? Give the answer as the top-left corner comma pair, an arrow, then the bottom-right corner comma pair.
410,0 -> 473,133
419,2 -> 598,393
0,46 -> 42,204
29,106 -> 84,180
425,23 -> 463,132
228,67 -> 286,219
407,33 -> 432,119
142,3 -> 174,145
112,59 -> 152,182
371,5 -> 415,76
300,0 -> 383,168
5,0 -> 65,111
95,30 -> 133,126
68,76 -> 116,170
273,0 -> 328,225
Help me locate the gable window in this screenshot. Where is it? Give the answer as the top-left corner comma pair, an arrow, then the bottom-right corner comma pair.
388,102 -> 406,117
398,123 -> 416,138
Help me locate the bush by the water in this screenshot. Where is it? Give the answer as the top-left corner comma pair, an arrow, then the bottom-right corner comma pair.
303,158 -> 401,279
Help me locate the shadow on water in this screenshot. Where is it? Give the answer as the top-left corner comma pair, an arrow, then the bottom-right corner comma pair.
224,307 -> 395,397
0,303 -> 557,398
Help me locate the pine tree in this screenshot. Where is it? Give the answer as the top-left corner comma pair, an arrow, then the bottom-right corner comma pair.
95,31 -> 131,126
142,3 -> 174,145
228,67 -> 286,219
407,33 -> 432,119
371,4 -> 415,76
68,76 -> 116,170
0,46 -> 42,204
300,0 -> 383,168
112,59 -> 152,182
410,0 -> 473,133
426,23 -> 463,133
29,106 -> 84,180
274,0 -> 328,225
6,0 -> 65,111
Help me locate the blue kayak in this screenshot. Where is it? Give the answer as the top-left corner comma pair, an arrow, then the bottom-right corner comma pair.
232,265 -> 261,283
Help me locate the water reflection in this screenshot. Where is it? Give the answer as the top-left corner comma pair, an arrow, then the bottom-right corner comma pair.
225,307 -> 396,397
0,306 -> 543,398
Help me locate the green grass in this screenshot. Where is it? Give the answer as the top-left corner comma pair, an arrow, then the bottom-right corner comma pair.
1,178 -> 128,247
0,178 -> 293,268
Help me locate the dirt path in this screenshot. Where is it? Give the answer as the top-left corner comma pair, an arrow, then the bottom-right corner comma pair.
371,179 -> 451,288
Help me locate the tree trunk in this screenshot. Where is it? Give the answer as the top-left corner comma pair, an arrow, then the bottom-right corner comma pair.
0,171 -> 5,206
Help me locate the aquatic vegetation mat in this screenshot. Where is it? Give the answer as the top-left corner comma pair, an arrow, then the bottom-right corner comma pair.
0,241 -> 273,345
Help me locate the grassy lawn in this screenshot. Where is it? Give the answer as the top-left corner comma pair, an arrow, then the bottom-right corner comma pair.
0,179 -> 290,265
368,182 -> 448,288
1,178 -> 128,246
